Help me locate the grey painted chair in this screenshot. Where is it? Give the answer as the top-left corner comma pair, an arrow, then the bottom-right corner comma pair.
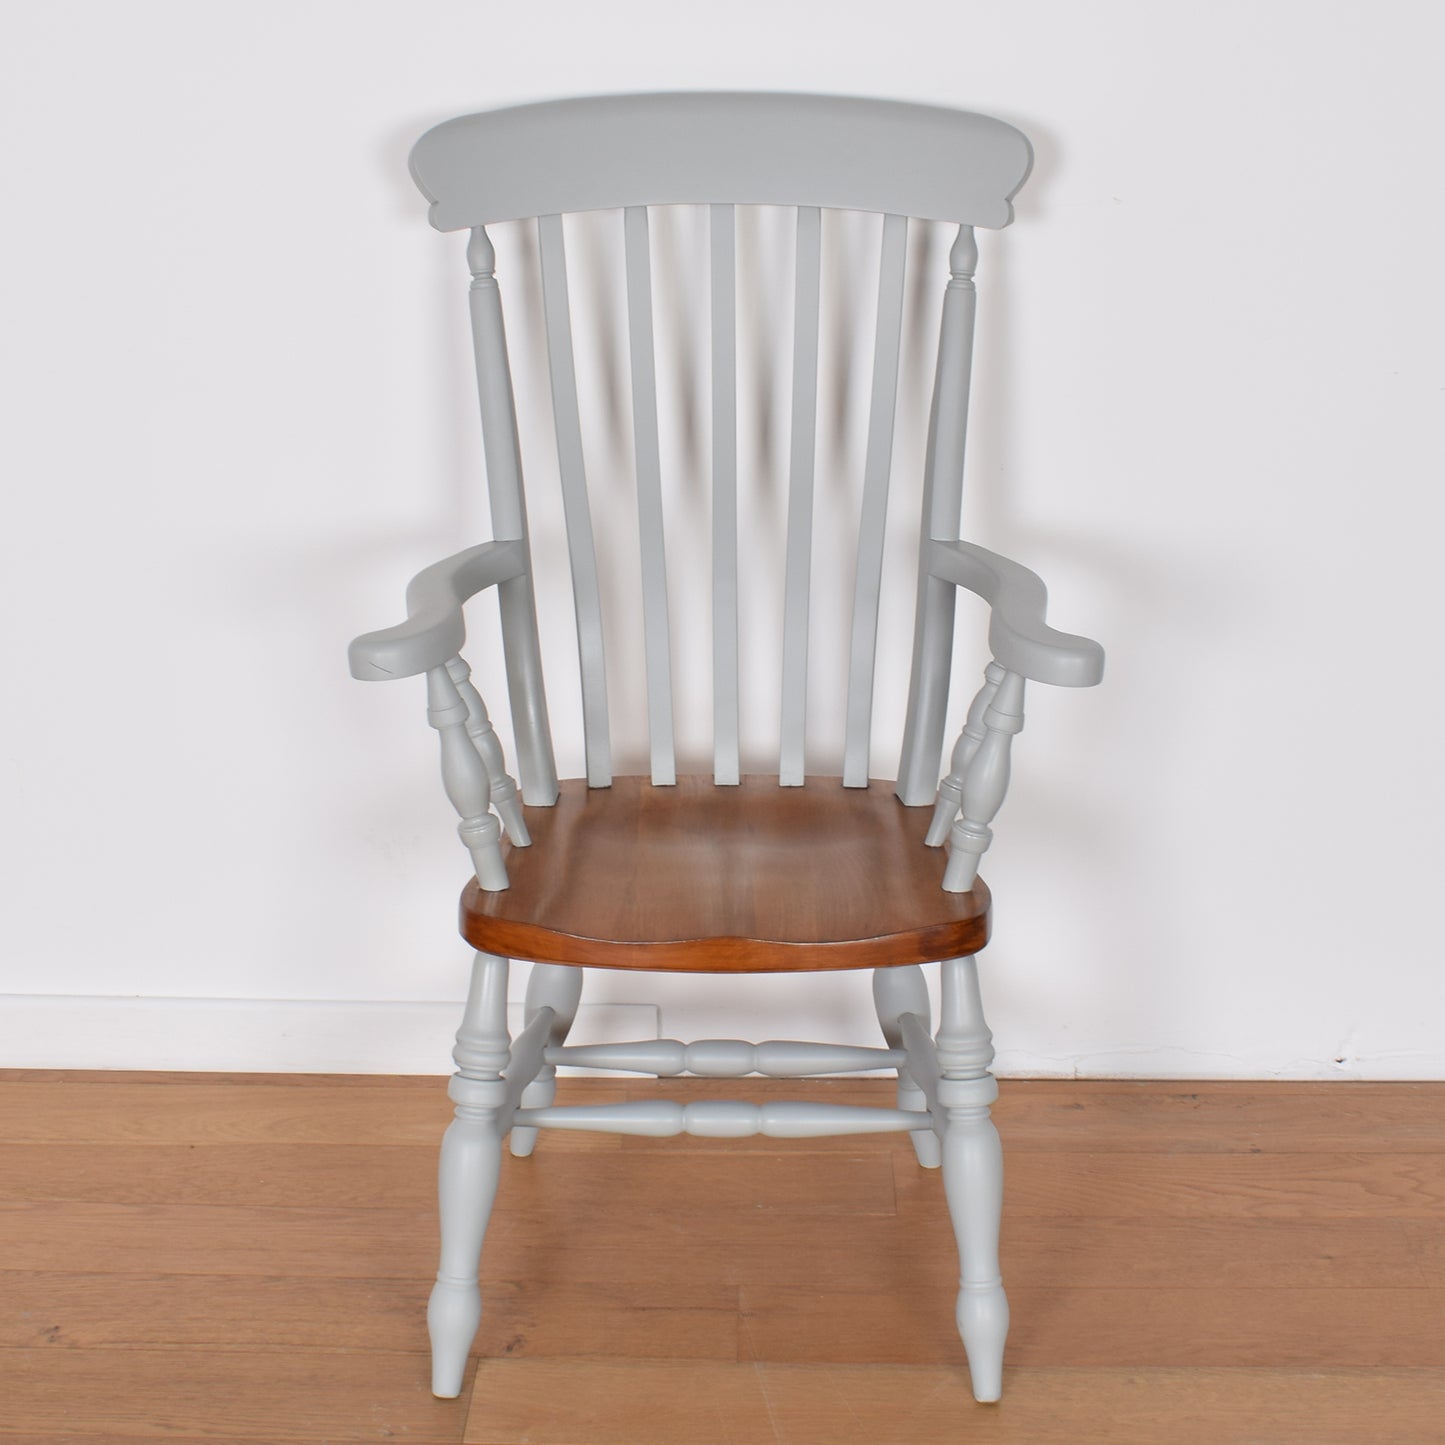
349,93 -> 1103,1405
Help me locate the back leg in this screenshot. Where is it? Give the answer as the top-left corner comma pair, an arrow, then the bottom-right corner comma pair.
872,964 -> 942,1168
509,963 -> 584,1158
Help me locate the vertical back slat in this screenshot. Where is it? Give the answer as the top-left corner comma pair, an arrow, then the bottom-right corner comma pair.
624,206 -> 676,786
465,226 -> 558,804
538,212 -> 612,787
711,204 -> 740,786
897,224 -> 980,805
842,213 -> 909,788
778,205 -> 822,786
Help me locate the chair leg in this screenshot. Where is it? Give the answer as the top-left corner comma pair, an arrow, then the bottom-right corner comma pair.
871,964 -> 941,1167
510,963 -> 584,1158
937,954 -> 1009,1403
428,951 -> 510,1399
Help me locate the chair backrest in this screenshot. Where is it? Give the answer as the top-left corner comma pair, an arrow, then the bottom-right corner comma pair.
409,92 -> 1032,800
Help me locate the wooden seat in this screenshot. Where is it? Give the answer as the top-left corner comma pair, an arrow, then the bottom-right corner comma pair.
461,776 -> 991,971
348,92 -> 1103,1410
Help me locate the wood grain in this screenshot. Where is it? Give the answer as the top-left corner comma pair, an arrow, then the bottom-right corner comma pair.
989,1079 -> 1445,1154
4,1074 -> 1445,1443
460,775 -> 990,970
896,1150 -> 1445,1219
1,1349 -> 468,1442
737,1283 -> 1445,1367
3,1076 -> 1438,1154
4,1205 -> 1439,1290
461,1360 -> 1445,1445
611,1077 -> 1445,1154
0,1272 -> 740,1360
0,1076 -> 624,1149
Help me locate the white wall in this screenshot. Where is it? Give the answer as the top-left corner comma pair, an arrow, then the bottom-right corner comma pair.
2,1 -> 1441,1078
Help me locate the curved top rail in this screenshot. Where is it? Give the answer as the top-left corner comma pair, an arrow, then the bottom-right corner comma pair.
410,92 -> 1033,229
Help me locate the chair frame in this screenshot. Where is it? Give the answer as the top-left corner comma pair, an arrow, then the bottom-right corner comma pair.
348,92 -> 1104,1405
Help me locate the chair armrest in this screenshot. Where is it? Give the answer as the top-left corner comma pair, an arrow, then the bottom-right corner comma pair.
926,539 -> 1104,687
348,539 -> 528,680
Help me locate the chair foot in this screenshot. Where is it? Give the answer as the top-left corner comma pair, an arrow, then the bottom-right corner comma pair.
427,1276 -> 482,1397
957,1280 -> 1009,1402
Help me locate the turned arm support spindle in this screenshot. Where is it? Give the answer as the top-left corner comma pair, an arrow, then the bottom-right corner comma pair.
942,669 -> 1025,893
927,661 -> 1006,847
427,664 -> 509,891
445,655 -> 530,846
896,226 -> 979,807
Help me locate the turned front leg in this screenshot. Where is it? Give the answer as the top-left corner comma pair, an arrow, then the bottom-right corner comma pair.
509,963 -> 584,1158
429,951 -> 511,1398
937,955 -> 1008,1402
942,670 -> 1025,893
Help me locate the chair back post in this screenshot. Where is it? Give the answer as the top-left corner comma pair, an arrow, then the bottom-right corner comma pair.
897,225 -> 979,805
465,225 -> 558,803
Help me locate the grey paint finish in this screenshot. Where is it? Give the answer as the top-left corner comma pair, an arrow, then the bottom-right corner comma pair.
624,206 -> 677,787
420,944 -> 1010,1402
779,205 -> 822,786
538,213 -> 612,787
552,1038 -> 903,1076
350,93 -> 1109,1408
872,963 -> 943,1167
427,664 -> 508,891
843,213 -> 909,788
428,950 -> 510,1397
927,540 -> 1105,686
942,670 -> 1026,893
508,963 -> 583,1159
937,955 -> 1009,1401
928,662 -> 1005,847
445,654 -> 530,847
710,204 -> 740,786
896,228 -> 980,806
357,94 -> 1101,812
349,539 -> 526,680
466,225 -> 558,803
411,93 -> 1032,229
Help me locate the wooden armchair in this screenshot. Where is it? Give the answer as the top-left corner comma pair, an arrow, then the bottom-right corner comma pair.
349,92 -> 1104,1405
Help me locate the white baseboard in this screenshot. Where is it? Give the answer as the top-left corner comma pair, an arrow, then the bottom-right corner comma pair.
0,995 -> 658,1075
2,994 -> 1436,1080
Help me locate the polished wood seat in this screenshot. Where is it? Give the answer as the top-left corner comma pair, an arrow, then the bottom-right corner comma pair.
461,776 -> 992,972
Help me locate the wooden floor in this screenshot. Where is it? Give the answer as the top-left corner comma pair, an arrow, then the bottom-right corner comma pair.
2,1073 -> 1443,1444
